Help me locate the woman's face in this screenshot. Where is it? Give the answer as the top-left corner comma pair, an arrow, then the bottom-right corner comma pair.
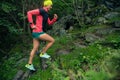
47,5 -> 52,11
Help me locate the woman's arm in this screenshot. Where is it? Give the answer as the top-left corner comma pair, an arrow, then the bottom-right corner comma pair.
47,14 -> 58,25
47,18 -> 57,25
27,9 -> 39,28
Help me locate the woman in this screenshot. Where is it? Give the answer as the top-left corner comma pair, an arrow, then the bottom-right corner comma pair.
25,0 -> 58,71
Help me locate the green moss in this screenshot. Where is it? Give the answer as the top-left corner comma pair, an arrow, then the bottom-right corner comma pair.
108,17 -> 120,23
105,32 -> 120,43
28,69 -> 52,80
1,26 -> 120,80
0,57 -> 18,80
84,69 -> 110,80
80,24 -> 109,34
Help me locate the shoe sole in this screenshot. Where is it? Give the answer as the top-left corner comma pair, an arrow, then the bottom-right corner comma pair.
25,66 -> 36,71
40,57 -> 50,59
40,56 -> 50,59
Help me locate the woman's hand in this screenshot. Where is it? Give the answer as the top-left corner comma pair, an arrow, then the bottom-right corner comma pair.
32,25 -> 36,29
54,14 -> 58,19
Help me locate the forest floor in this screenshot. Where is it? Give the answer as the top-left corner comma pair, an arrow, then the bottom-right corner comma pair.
0,24 -> 120,80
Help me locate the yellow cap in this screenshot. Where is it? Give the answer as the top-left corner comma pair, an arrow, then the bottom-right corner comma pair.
44,0 -> 53,6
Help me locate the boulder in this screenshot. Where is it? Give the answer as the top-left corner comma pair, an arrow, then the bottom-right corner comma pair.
104,12 -> 119,20
95,27 -> 114,35
114,21 -> 120,28
74,42 -> 87,48
85,16 -> 92,24
56,49 -> 70,56
85,33 -> 103,42
13,70 -> 24,80
51,15 -> 73,36
104,12 -> 120,28
114,7 -> 120,12
40,58 -> 49,70
16,58 -> 27,66
104,0 -> 120,10
97,17 -> 108,24
21,70 -> 30,80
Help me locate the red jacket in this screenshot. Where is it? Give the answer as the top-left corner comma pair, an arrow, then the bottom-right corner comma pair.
27,8 -> 57,32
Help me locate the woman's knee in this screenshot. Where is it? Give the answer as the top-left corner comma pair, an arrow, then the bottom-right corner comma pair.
32,47 -> 38,52
51,38 -> 55,43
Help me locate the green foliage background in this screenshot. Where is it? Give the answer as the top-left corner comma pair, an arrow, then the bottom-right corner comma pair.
0,0 -> 120,80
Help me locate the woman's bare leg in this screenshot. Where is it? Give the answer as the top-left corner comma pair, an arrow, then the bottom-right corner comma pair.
39,33 -> 55,54
28,38 -> 39,64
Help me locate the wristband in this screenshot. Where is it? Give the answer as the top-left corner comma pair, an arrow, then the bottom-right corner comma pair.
29,22 -> 33,24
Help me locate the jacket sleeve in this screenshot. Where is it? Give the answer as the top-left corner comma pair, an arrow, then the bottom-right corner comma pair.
47,17 -> 57,25
27,9 -> 39,28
